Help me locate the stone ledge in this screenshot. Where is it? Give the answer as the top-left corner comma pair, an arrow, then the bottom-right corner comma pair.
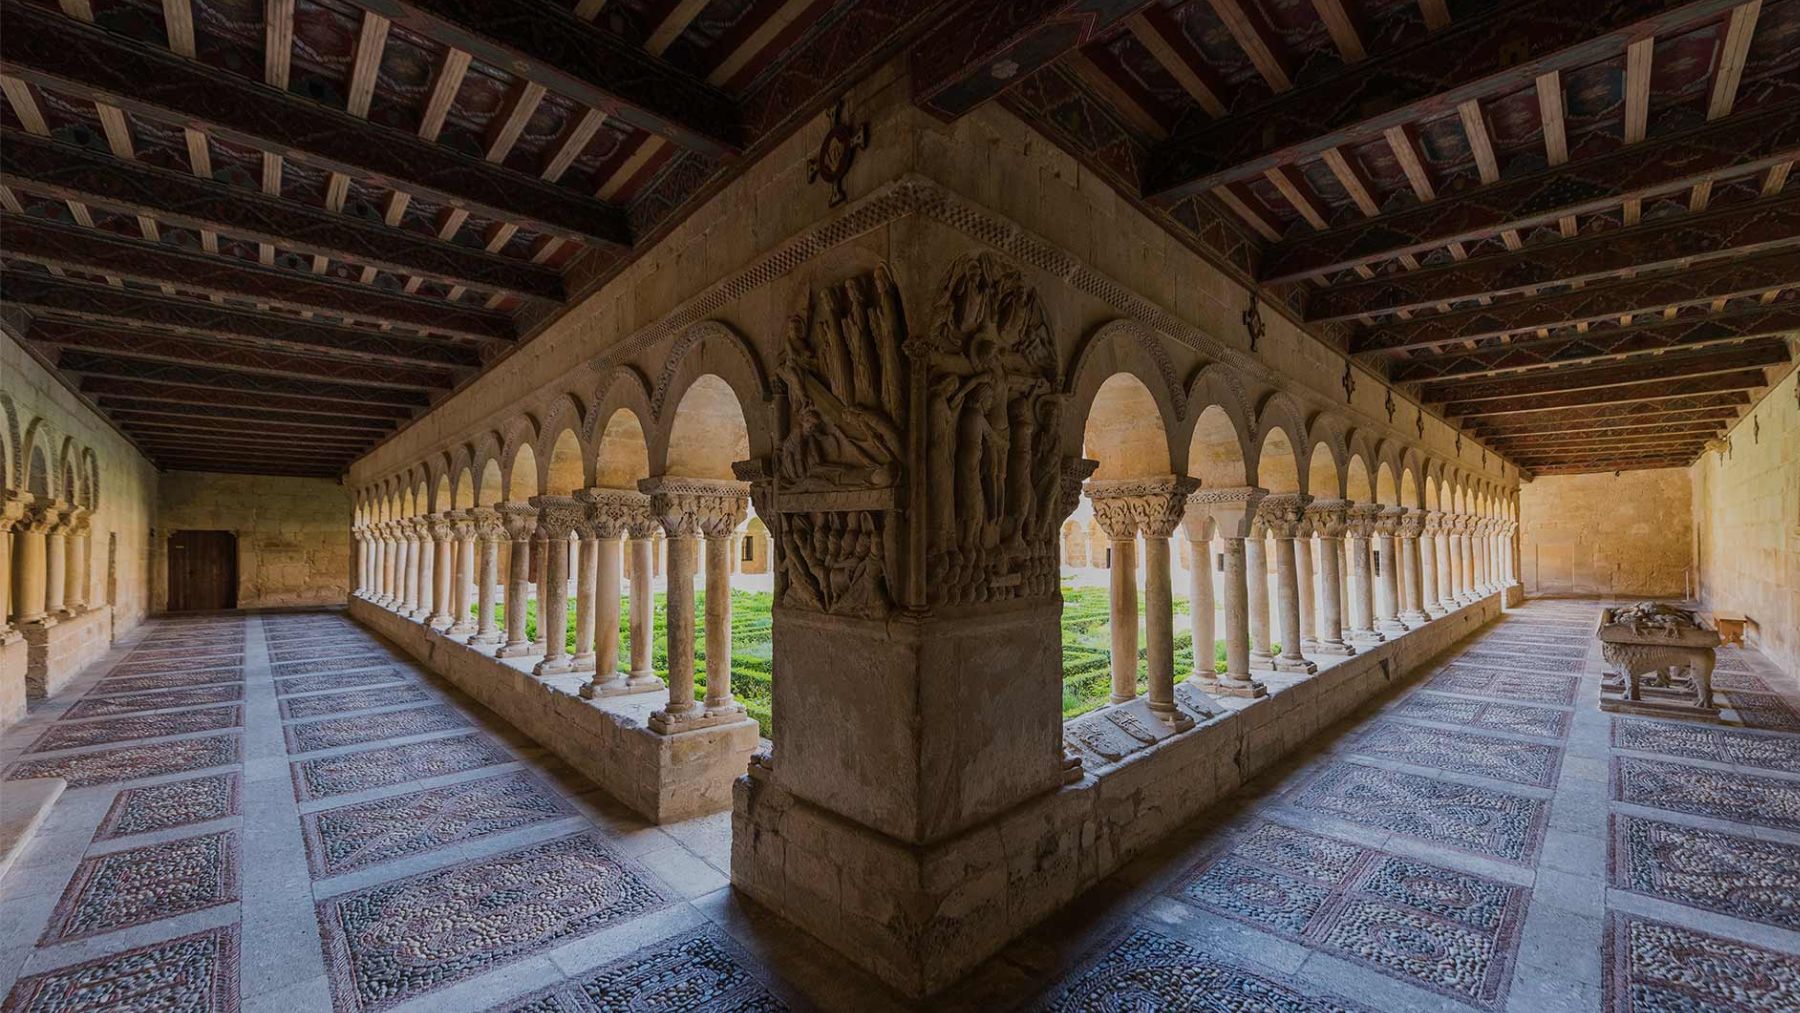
22,606 -> 112,701
350,599 -> 758,824
0,638 -> 25,729
733,591 -> 1505,997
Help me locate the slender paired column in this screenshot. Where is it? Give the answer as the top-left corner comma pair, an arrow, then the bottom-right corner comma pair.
446,513 -> 478,634
427,515 -> 454,629
579,490 -> 660,697
415,517 -> 438,624
466,509 -> 504,645
569,517 -> 600,672
1088,483 -> 1143,705
645,477 -> 753,734
1373,507 -> 1409,635
402,519 -> 425,618
1245,532 -> 1274,670
624,516 -> 659,690
1295,525 -> 1317,653
1091,477 -> 1196,726
1303,500 -> 1354,655
1181,511 -> 1217,682
0,495 -> 24,641
382,522 -> 401,607
43,504 -> 69,617
1189,487 -> 1267,699
1399,513 -> 1430,624
1419,511 -> 1445,616
63,507 -> 90,613
1259,493 -> 1316,674
1458,517 -> 1479,602
495,504 -> 538,658
10,497 -> 55,628
529,496 -> 581,676
1444,516 -> 1465,603
1345,504 -> 1384,643
1504,521 -> 1520,586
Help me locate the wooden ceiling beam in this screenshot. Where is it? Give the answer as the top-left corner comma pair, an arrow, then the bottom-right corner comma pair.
2,215 -> 514,341
912,0 -> 1158,120
1442,370 -> 1770,418
130,428 -> 370,451
27,321 -> 460,391
1144,0 -> 1748,201
78,376 -> 417,419
1483,421 -> 1727,445
1415,340 -> 1791,403
1508,439 -> 1710,460
1311,193 -> 1800,320
59,354 -> 432,407
1260,97 -> 1800,282
0,130 -> 563,302
1311,0 -> 1366,63
1352,248 -> 1800,354
0,1 -> 631,247
1389,305 -> 1800,382
1127,11 -> 1228,117
1472,411 -> 1743,441
1,272 -> 484,370
1526,458 -> 1698,474
1208,0 -> 1293,92
1463,393 -> 1749,429
103,404 -> 394,434
350,0 -> 738,156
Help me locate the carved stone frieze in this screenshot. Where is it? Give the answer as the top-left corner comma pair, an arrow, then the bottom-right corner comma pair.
498,503 -> 539,541
918,253 -> 1064,606
575,487 -> 652,539
640,477 -> 750,540
1303,497 -> 1350,538
528,496 -> 585,540
1373,505 -> 1409,535
1345,503 -> 1384,536
1253,493 -> 1312,538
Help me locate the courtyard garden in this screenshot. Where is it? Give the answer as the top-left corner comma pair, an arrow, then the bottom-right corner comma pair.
482,581 -> 1237,737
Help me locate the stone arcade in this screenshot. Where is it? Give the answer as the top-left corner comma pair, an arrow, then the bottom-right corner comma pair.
3,1 -> 1799,1010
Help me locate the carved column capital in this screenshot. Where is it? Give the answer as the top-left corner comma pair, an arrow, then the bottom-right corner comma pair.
639,477 -> 750,539
1086,476 -> 1197,539
470,507 -> 505,541
1344,503 -> 1384,536
1303,498 -> 1350,538
17,499 -> 61,535
427,514 -> 455,541
528,495 -> 584,539
498,503 -> 539,541
446,510 -> 476,541
1185,486 -> 1267,539
1398,511 -> 1427,537
0,491 -> 31,531
1253,493 -> 1312,538
1057,458 -> 1100,527
1372,505 -> 1409,536
576,488 -> 653,539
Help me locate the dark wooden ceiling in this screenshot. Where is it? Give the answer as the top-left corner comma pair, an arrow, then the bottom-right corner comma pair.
937,0 -> 1798,476
3,0 -> 1794,479
0,0 -> 940,477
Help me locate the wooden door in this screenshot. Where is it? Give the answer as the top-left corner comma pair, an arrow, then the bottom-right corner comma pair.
168,530 -> 238,611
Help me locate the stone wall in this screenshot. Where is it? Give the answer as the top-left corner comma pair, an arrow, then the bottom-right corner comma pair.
1518,469 -> 1693,598
153,472 -> 352,610
1692,368 -> 1800,679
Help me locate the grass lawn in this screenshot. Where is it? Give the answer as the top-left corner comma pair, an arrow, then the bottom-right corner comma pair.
482,581 -> 1244,735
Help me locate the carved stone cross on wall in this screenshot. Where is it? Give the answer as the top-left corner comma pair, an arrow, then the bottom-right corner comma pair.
1242,293 -> 1264,353
1341,361 -> 1356,403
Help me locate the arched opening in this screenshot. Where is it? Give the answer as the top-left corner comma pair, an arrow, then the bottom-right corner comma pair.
452,467 -> 474,510
545,429 -> 584,496
595,409 -> 651,489
666,375 -> 750,480
1181,405 -> 1252,687
476,460 -> 503,507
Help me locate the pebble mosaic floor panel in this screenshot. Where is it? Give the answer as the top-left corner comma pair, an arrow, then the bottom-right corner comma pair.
4,600 -> 1797,1012
1173,820 -> 1527,1008
1286,760 -> 1550,864
1611,755 -> 1800,833
316,831 -> 668,1013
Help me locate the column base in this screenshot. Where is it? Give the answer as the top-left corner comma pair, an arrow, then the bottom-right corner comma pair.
1311,639 -> 1356,656
648,705 -> 744,735
532,656 -> 574,677
446,620 -> 477,635
1249,649 -> 1276,668
495,641 -> 536,658
1148,701 -> 1196,731
567,652 -> 597,673
1377,618 -> 1410,635
1350,628 -> 1385,644
17,615 -> 55,631
1425,602 -> 1451,618
1401,610 -> 1431,625
1272,656 -> 1317,674
427,614 -> 453,631
0,627 -> 21,647
466,630 -> 503,646
580,672 -> 664,698
1191,674 -> 1267,698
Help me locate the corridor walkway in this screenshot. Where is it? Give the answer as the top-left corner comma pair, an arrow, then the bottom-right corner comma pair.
2,601 -> 1796,1011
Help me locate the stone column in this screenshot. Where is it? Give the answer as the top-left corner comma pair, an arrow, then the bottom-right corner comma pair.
1433,514 -> 1453,609
568,516 -> 600,672
579,489 -> 657,697
528,496 -> 580,676
1399,512 -> 1430,624
9,497 -> 57,630
1258,494 -> 1316,674
369,523 -> 386,605
644,478 -> 749,732
444,513 -> 476,634
385,522 -> 401,607
0,495 -> 24,641
495,504 -> 538,658
1181,510 -> 1216,682
1444,515 -> 1464,603
465,510 -> 503,645
624,516 -> 659,690
1088,482 -> 1143,705
1483,519 -> 1499,591
1303,500 -> 1354,655
43,504 -> 69,617
1190,487 -> 1267,698
1092,477 -> 1195,726
1419,511 -> 1444,617
1245,531 -> 1274,670
1295,525 -> 1317,653
63,507 -> 90,613
414,518 -> 437,624
397,519 -> 419,617
427,516 -> 454,629
1470,519 -> 1487,592
1344,505 -> 1383,642
1505,520 -> 1520,586
1373,506 -> 1410,635
1458,516 -> 1479,603
352,527 -> 366,598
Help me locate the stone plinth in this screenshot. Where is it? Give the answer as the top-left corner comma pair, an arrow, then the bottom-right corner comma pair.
351,598 -> 758,822
735,589 -> 1505,997
0,638 -> 26,728
22,606 -> 112,700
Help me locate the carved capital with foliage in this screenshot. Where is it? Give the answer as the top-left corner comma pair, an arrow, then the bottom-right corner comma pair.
1304,498 -> 1351,539
1087,476 -> 1197,540
576,488 -> 652,539
1253,493 -> 1312,539
1345,503 -> 1384,537
498,503 -> 538,542
641,477 -> 749,539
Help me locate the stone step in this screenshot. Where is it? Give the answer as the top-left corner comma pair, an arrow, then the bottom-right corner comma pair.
0,776 -> 66,884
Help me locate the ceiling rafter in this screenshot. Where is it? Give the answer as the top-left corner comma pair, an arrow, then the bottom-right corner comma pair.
1207,0 -> 1293,92
1441,370 -> 1771,418
1413,340 -> 1791,404
59,353 -> 433,407
79,375 -> 418,420
1127,11 -> 1228,117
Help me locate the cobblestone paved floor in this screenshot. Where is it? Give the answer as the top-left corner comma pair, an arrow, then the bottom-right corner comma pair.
1,601 -> 1796,1012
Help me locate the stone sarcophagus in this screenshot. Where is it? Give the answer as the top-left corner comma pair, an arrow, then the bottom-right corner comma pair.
1597,602 -> 1721,720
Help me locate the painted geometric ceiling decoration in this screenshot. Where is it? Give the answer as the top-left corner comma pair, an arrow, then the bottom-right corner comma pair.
2,0 -> 1795,478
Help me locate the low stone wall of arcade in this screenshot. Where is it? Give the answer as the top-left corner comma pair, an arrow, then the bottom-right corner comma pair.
3,331 -> 158,727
